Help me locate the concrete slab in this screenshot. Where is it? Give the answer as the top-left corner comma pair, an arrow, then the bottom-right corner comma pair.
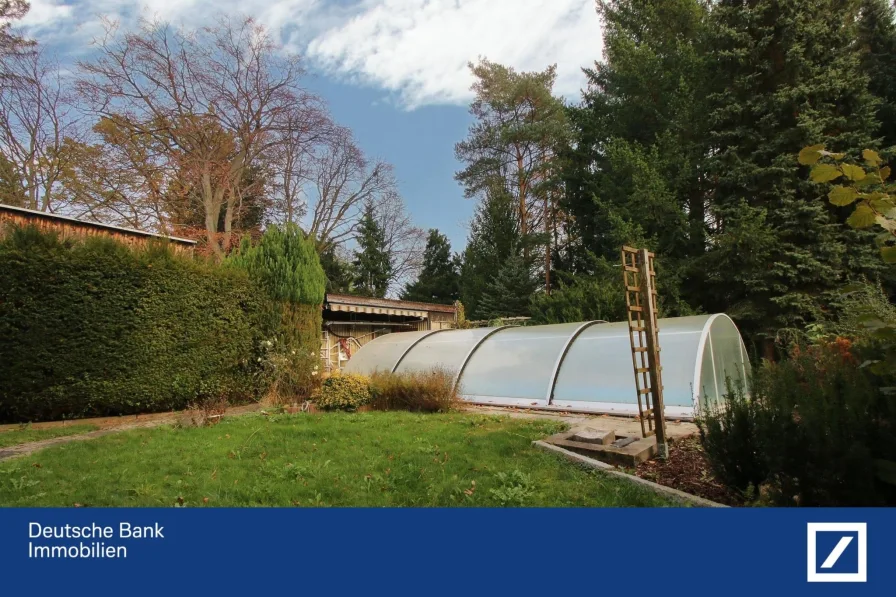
465,405 -> 698,439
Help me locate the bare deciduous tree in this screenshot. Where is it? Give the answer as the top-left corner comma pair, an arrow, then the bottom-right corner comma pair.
76,16 -> 328,258
0,47 -> 82,212
304,128 -> 398,251
375,191 -> 426,293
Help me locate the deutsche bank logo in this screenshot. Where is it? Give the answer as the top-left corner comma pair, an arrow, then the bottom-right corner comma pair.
807,523 -> 867,583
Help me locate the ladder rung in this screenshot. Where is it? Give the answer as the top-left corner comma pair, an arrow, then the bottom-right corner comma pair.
626,285 -> 641,291
629,326 -> 646,332
633,347 -> 648,353
628,306 -> 643,312
635,367 -> 649,373
639,388 -> 652,394
623,266 -> 639,272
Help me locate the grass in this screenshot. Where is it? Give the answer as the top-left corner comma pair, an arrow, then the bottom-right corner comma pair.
0,424 -> 98,449
0,412 -> 674,507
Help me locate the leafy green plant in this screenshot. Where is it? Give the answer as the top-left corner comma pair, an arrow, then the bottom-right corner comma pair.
488,470 -> 536,506
698,340 -> 896,506
368,367 -> 460,413
695,380 -> 768,495
313,374 -> 371,411
800,145 -> 896,374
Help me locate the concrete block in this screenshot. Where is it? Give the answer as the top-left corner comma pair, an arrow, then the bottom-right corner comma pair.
569,427 -> 615,445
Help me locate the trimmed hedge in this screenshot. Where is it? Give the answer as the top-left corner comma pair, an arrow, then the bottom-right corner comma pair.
0,226 -> 274,422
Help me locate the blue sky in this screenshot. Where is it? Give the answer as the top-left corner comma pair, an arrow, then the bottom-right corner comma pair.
20,0 -> 603,252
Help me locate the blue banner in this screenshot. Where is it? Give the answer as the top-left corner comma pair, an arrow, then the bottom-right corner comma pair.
0,508 -> 891,595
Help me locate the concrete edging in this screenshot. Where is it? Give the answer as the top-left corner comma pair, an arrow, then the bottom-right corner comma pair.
533,440 -> 728,508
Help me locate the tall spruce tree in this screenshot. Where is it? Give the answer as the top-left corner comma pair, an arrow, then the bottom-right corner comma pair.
352,203 -> 392,298
318,244 -> 355,294
476,254 -> 538,320
703,0 -> 884,352
557,0 -> 709,315
460,187 -> 523,319
401,229 -> 460,304
858,0 -> 896,149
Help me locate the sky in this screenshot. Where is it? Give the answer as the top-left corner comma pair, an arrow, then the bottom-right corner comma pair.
19,0 -> 604,252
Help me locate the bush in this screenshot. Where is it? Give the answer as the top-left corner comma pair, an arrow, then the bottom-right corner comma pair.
0,226 -> 274,423
696,380 -> 768,494
227,224 -> 325,402
314,374 -> 371,411
369,368 -> 460,413
697,339 -> 896,506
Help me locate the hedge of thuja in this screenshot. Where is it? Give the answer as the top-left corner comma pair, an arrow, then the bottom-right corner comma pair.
0,226 -> 275,423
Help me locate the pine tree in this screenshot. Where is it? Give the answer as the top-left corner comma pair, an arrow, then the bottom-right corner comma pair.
858,0 -> 896,149
400,229 -> 460,304
455,59 -> 569,291
703,0 -> 884,351
352,203 -> 392,298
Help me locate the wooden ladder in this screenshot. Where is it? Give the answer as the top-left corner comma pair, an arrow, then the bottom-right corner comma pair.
621,246 -> 667,454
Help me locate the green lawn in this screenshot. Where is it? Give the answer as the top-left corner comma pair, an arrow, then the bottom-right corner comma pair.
0,412 -> 673,507
0,424 -> 98,449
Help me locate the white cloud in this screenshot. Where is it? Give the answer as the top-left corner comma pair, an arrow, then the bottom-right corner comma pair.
307,0 -> 601,108
19,0 -> 602,109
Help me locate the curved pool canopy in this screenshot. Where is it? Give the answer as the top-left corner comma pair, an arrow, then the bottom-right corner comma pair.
342,314 -> 750,418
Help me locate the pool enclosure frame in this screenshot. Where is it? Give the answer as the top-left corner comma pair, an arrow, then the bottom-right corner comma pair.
343,314 -> 749,420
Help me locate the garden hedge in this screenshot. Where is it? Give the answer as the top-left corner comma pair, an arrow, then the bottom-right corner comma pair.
0,226 -> 276,423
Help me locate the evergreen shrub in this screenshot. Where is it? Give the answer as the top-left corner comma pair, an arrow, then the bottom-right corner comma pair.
0,226 -> 273,422
697,340 -> 896,506
227,224 -> 326,402
313,374 -> 371,411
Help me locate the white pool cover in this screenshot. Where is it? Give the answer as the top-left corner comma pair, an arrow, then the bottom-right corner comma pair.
342,314 -> 750,418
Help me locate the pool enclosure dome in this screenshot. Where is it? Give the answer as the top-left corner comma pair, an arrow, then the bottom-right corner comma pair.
342,314 -> 750,418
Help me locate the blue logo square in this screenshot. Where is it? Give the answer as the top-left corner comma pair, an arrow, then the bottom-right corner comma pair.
815,531 -> 859,574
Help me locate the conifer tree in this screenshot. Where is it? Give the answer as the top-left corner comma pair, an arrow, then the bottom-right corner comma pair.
227,223 -> 326,400
401,229 -> 460,304
703,0 -> 884,351
352,203 -> 392,298
858,0 -> 896,149
460,187 -> 521,319
557,0 -> 709,314
318,244 -> 355,294
476,254 -> 538,320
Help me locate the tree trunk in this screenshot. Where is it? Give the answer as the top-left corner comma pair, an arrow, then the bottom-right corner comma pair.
544,191 -> 551,294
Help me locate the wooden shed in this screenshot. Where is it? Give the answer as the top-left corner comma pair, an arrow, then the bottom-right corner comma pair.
0,203 -> 197,253
321,293 -> 457,372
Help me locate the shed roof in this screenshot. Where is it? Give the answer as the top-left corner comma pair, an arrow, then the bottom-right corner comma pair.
325,293 -> 456,314
0,203 -> 197,245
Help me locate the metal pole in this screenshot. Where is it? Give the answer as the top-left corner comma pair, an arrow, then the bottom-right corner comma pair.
639,248 -> 669,459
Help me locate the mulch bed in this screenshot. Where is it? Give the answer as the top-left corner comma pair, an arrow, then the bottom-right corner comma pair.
635,435 -> 744,506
